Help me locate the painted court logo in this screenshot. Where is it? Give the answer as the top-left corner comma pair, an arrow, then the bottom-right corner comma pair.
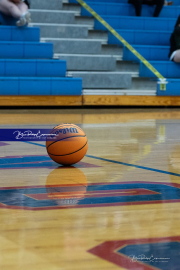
0,182 -> 180,210
88,236 -> 180,270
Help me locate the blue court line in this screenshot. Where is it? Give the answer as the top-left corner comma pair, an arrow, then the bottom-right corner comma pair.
22,141 -> 180,178
86,155 -> 180,178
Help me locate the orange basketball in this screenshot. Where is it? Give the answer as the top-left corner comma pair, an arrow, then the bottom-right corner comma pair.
46,124 -> 88,165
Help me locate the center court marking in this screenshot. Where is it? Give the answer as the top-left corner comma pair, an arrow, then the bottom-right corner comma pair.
23,141 -> 180,178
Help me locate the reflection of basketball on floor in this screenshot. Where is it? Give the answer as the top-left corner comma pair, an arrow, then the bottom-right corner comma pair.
46,167 -> 87,207
46,124 -> 88,166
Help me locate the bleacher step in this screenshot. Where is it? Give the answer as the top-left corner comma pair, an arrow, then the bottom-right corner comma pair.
30,23 -> 90,38
57,54 -> 116,71
69,71 -> 132,89
88,30 -> 108,40
41,38 -> 104,54
116,61 -> 139,73
31,0 -> 63,10
83,89 -> 156,96
131,77 -> 156,91
63,3 -> 81,13
101,45 -> 123,57
30,10 -> 76,24
75,16 -> 94,27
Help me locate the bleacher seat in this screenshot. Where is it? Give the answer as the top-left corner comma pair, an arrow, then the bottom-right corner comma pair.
70,0 -> 180,95
108,30 -> 171,46
81,2 -> 180,18
0,23 -> 82,96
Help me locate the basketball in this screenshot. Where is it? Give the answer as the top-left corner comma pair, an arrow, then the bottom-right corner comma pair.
46,124 -> 88,165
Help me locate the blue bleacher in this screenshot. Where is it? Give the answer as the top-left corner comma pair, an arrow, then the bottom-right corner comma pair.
71,0 -> 180,3
0,77 -> 82,95
0,26 -> 40,41
0,42 -> 53,58
140,61 -> 180,78
81,2 -> 180,18
69,0 -> 180,96
123,45 -> 169,61
0,15 -> 82,96
0,60 -> 66,77
108,30 -> 171,46
94,16 -> 176,31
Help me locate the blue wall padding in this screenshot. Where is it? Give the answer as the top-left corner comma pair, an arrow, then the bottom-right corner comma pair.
108,30 -> 171,46
0,42 -> 53,58
0,60 -> 66,77
0,78 -> 82,95
157,79 -> 180,96
140,61 -> 180,78
123,45 -> 169,61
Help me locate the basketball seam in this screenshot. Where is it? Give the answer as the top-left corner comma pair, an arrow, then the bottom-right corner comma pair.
47,141 -> 88,157
47,135 -> 86,150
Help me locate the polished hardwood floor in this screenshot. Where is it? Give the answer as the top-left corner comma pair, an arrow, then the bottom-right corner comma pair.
0,108 -> 180,270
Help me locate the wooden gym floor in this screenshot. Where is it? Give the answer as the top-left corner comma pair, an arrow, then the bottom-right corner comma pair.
0,107 -> 180,270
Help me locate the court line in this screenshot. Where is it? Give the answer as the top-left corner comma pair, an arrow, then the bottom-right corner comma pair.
23,141 -> 180,178
86,154 -> 180,177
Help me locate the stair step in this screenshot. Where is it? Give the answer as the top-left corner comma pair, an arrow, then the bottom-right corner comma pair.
101,45 -> 123,57
116,60 -> 139,73
83,89 -> 156,95
69,71 -> 132,89
88,30 -> 108,40
41,38 -> 104,54
131,77 -> 157,90
57,54 -> 116,71
30,23 -> 90,38
63,3 -> 81,14
75,16 -> 95,27
30,10 -> 76,24
31,0 -> 63,10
